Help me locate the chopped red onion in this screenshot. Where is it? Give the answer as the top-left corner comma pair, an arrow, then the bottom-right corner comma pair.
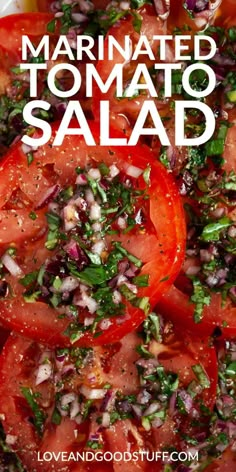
74,196 -> 87,211
200,249 -> 213,263
176,466 -> 191,472
55,352 -> 66,363
131,404 -> 142,418
99,319 -> 112,331
1,253 -> 23,277
178,390 -> 193,414
88,168 -> 101,181
117,216 -> 127,229
216,442 -> 228,453
185,265 -> 201,276
91,240 -> 105,256
169,391 -> 177,415
124,263 -> 139,278
228,226 -> 236,238
112,290 -> 122,305
92,222 -> 102,233
89,202 -> 101,220
187,227 -> 196,240
143,402 -> 160,417
166,145 -> 177,169
61,392 -> 77,407
89,433 -> 100,442
151,417 -> 163,428
84,316 -> 95,327
116,274 -> 128,286
5,435 -> 17,446
229,287 -> 236,302
76,173 -> 87,185
137,390 -> 152,405
136,358 -> 159,370
210,207 -> 225,219
85,188 -> 94,204
36,184 -> 60,210
59,276 -> 80,293
80,385 -> 106,400
101,412 -> 110,428
205,274 -> 219,287
74,292 -> 98,314
135,209 -> 143,225
117,260 -> 129,274
125,165 -> 143,179
185,0 -> 197,10
21,143 -> 38,154
153,0 -> 170,19
64,240 -> 81,260
213,53 -> 235,66
48,202 -> 60,214
71,12 -> 88,23
63,204 -> 80,231
186,249 -> 198,257
123,281 -> 138,294
100,390 -> 115,413
78,0 -> 94,14
70,397 -> 80,419
35,363 -> 52,385
216,268 -> 228,279
61,364 -> 76,377
109,164 -> 120,179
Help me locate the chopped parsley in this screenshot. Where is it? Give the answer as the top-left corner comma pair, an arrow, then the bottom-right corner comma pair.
21,387 -> 47,437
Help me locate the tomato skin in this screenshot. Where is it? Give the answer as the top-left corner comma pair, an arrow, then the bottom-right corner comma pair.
0,121 -> 185,347
157,285 -> 236,339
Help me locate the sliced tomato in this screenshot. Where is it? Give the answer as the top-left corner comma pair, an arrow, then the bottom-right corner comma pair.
204,448 -> 236,471
92,5 -> 170,132
0,45 -> 19,96
0,333 -> 94,472
215,0 -> 236,27
223,109 -> 236,174
0,121 -> 185,347
0,325 -> 217,472
157,285 -> 236,339
0,12 -> 57,58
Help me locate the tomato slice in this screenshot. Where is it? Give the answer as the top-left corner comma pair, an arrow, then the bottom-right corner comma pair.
0,121 -> 185,346
157,284 -> 236,339
204,448 -> 236,472
0,12 -> 57,58
92,5 -> 169,132
223,109 -> 236,174
0,327 -> 217,472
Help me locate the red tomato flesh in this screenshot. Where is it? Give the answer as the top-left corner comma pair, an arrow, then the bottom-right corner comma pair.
0,328 -> 217,472
0,121 -> 185,347
157,285 -> 236,339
